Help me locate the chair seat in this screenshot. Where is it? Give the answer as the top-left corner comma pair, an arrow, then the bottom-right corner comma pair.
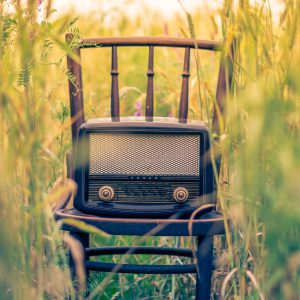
54,208 -> 229,237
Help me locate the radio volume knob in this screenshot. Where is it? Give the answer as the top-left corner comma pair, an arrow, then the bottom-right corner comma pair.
173,187 -> 189,203
98,186 -> 115,201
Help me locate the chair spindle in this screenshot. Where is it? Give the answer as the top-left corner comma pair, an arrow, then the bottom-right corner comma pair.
179,47 -> 190,123
66,34 -> 85,147
146,46 -> 154,121
111,46 -> 120,121
212,41 -> 234,135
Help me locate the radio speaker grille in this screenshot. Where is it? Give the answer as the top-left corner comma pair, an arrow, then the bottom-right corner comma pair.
89,133 -> 200,176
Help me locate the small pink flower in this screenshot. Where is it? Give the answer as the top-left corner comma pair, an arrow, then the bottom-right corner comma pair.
134,100 -> 142,116
135,101 -> 142,110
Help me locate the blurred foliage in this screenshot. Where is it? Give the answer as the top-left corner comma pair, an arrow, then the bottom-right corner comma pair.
0,1 -> 76,299
0,0 -> 300,299
222,0 -> 300,299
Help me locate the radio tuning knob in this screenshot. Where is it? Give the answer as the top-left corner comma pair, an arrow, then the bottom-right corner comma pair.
173,187 -> 189,203
98,186 -> 115,201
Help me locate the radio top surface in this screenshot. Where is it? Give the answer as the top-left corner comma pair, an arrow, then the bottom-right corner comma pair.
82,117 -> 209,131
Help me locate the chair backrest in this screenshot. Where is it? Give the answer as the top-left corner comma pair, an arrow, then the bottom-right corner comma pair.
66,35 -> 234,148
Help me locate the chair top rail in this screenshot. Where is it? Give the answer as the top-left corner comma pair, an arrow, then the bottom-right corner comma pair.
78,36 -> 223,51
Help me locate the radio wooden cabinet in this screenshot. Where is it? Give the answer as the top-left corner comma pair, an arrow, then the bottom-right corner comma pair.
74,120 -> 214,217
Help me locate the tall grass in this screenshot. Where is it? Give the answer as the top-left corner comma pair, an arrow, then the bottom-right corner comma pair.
220,0 -> 300,298
0,0 -> 300,299
0,1 -> 75,298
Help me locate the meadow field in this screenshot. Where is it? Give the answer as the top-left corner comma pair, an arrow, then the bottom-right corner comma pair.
0,0 -> 300,299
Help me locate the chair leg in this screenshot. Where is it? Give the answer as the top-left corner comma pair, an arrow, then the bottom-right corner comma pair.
69,232 -> 90,292
196,235 -> 214,300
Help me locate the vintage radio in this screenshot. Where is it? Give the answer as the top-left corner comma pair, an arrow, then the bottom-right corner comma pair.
74,118 -> 215,218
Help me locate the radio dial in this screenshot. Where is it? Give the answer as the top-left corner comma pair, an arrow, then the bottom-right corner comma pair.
98,186 -> 115,201
173,187 -> 189,203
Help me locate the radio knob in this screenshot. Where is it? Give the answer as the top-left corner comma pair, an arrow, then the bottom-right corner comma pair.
173,187 -> 189,203
98,186 -> 115,201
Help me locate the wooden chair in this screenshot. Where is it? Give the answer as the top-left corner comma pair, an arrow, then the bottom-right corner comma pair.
54,35 -> 234,299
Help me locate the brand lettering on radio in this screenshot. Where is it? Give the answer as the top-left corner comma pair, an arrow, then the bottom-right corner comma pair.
128,176 -> 162,180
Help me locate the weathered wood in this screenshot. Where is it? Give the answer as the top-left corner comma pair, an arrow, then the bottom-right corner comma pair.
54,208 -> 229,237
69,231 -> 89,294
111,46 -> 120,121
179,47 -> 191,123
66,152 -> 74,179
211,40 -> 234,185
86,246 -> 194,257
212,40 -> 234,136
146,46 -> 154,121
66,34 -> 84,147
196,236 -> 214,300
80,36 -> 223,51
86,260 -> 197,274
